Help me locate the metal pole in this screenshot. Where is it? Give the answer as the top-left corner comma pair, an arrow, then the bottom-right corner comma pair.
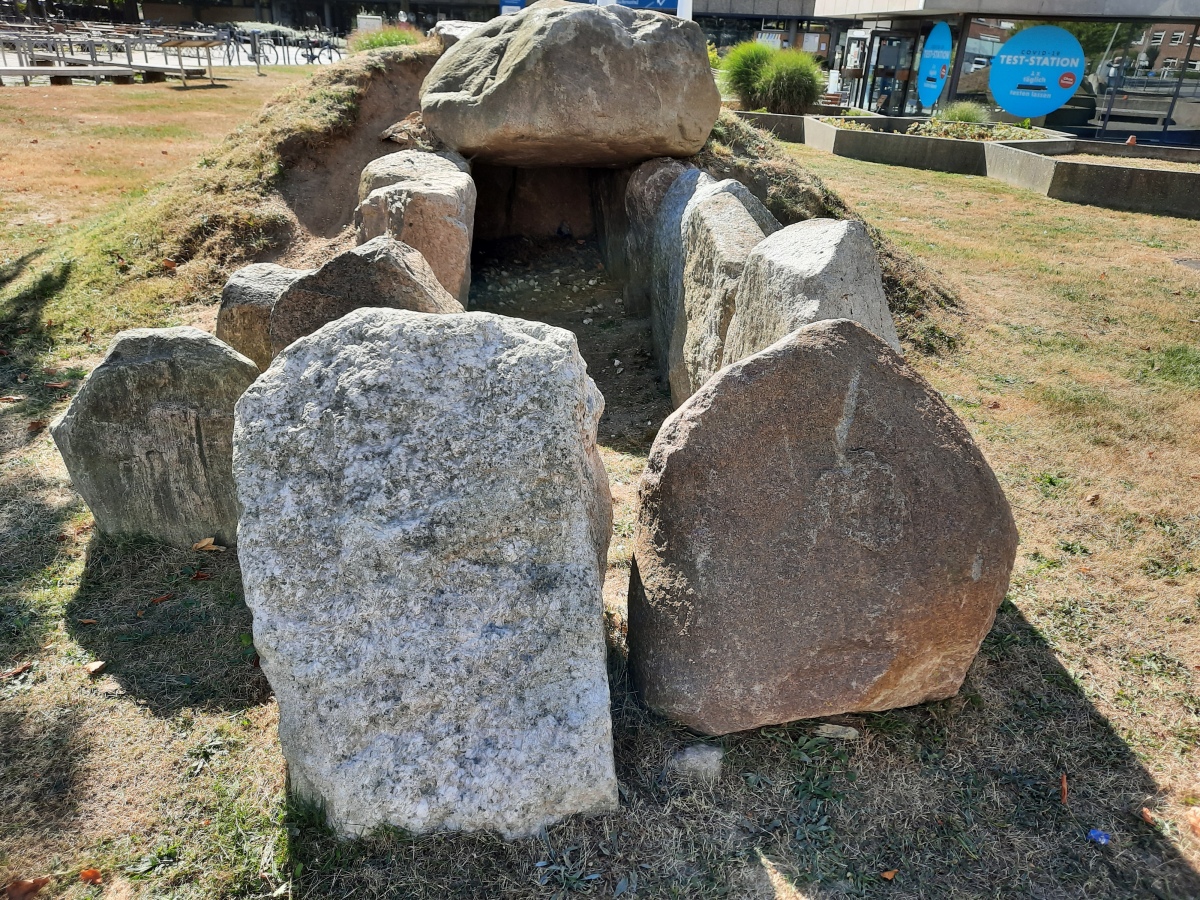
1161,23 -> 1198,138
252,30 -> 261,76
944,13 -> 970,104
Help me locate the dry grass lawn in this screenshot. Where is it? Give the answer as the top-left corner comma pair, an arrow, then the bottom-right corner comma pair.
3,67 -> 1200,899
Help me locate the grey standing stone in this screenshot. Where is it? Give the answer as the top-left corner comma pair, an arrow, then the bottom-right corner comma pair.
670,179 -> 779,406
355,150 -> 476,303
215,264 -> 307,371
623,158 -> 692,318
722,219 -> 901,367
420,0 -> 720,167
216,237 -> 461,371
233,308 -> 618,839
51,327 -> 258,549
648,168 -> 714,381
628,319 -> 1018,736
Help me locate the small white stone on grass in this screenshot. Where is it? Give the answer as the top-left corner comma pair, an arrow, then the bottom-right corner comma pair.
667,744 -> 724,782
813,724 -> 861,741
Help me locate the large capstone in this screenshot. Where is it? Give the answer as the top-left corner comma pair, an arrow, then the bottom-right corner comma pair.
669,179 -> 780,406
722,219 -> 901,365
216,236 -> 461,370
51,327 -> 258,549
628,319 -> 1018,736
233,308 -> 618,838
354,151 -> 476,304
419,0 -> 720,167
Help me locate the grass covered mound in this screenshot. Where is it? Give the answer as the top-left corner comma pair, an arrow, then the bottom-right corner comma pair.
694,111 -> 959,349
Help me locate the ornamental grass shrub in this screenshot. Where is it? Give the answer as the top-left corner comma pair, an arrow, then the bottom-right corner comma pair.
721,41 -> 773,109
756,50 -> 823,116
347,25 -> 423,53
937,100 -> 990,123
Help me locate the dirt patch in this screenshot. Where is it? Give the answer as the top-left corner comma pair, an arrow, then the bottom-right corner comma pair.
278,47 -> 442,239
1052,153 -> 1200,174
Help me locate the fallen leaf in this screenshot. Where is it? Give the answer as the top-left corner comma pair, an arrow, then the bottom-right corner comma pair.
17,373 -> 28,383
136,609 -> 144,618
162,258 -> 177,270
77,619 -> 97,625
192,537 -> 214,551
43,381 -> 68,389
4,876 -> 51,899
27,420 -> 48,433
1187,808 -> 1200,838
1061,773 -> 1068,805
0,396 -> 23,403
190,571 -> 212,581
42,367 -> 59,376
881,870 -> 898,881
1085,493 -> 1100,505
149,592 -> 175,605
79,868 -> 102,885
1142,807 -> 1156,825
985,400 -> 1001,410
2,662 -> 33,679
83,661 -> 106,677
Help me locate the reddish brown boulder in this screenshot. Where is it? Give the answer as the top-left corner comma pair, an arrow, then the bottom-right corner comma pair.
627,319 -> 1018,735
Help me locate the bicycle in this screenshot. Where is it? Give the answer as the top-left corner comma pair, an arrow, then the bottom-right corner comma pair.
225,30 -> 277,66
297,31 -> 341,64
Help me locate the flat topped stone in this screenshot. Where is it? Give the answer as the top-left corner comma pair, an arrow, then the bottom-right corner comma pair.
51,326 -> 258,549
355,152 -> 477,303
723,218 -> 900,367
628,319 -> 1018,736
216,237 -> 461,371
420,0 -> 720,167
233,308 -> 617,838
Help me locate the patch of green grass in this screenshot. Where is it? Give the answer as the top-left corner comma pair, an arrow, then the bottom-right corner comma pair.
1139,345 -> 1200,389
347,25 -> 422,53
1033,471 -> 1070,497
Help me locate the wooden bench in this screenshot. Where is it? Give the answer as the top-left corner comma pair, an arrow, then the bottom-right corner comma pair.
0,65 -> 136,85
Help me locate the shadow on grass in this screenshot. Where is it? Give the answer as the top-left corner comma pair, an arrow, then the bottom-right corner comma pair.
278,602 -> 1200,899
0,248 -> 45,291
64,534 -> 270,716
0,472 -> 82,665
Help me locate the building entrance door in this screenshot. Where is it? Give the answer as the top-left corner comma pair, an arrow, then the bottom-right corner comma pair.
861,33 -> 916,115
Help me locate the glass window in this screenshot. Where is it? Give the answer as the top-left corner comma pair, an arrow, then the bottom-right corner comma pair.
1170,31 -> 1185,45
1150,31 -> 1164,45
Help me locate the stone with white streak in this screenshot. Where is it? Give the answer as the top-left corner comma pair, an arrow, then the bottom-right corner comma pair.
233,308 -> 618,839
628,319 -> 1018,735
722,219 -> 900,367
51,327 -> 258,549
355,150 -> 476,303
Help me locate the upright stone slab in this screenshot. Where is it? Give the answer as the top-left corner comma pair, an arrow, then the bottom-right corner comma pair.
233,308 -> 618,838
623,158 -> 692,318
420,0 -> 720,167
51,327 -> 258,549
722,219 -> 901,366
628,319 -> 1018,736
216,237 -> 462,370
648,168 -> 713,381
355,150 -> 476,303
670,179 -> 779,406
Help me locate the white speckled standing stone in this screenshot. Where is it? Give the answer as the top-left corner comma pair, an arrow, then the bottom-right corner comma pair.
232,308 -> 617,839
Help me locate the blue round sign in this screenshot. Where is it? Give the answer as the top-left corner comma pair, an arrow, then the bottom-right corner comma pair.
989,25 -> 1085,118
917,22 -> 953,108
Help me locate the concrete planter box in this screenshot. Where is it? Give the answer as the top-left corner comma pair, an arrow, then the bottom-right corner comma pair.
735,108 -> 870,144
802,116 -> 1063,177
985,142 -> 1200,220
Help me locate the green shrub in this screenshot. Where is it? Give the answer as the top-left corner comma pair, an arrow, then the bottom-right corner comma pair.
756,50 -> 823,116
707,41 -> 719,69
347,25 -> 422,53
937,101 -> 989,124
722,41 -> 773,109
